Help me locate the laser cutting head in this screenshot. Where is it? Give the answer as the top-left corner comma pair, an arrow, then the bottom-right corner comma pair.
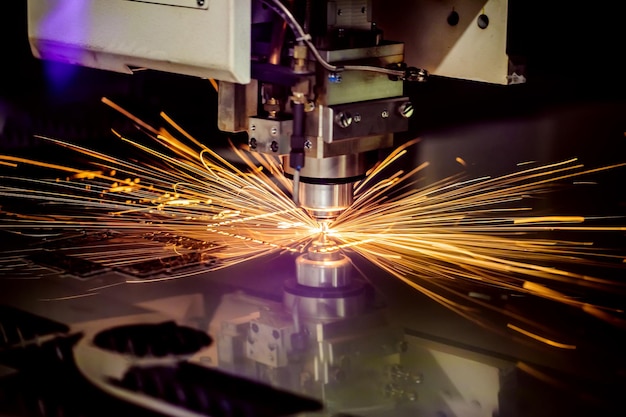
283,152 -> 366,221
27,0 -> 422,220
241,0 -> 420,219
297,182 -> 353,221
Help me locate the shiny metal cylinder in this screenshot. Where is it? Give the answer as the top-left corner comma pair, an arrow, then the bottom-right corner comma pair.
284,243 -> 366,319
283,154 -> 365,219
283,287 -> 366,320
299,182 -> 353,220
283,154 -> 367,180
295,248 -> 352,288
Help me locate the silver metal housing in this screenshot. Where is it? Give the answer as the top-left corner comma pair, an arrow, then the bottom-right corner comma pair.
298,183 -> 354,220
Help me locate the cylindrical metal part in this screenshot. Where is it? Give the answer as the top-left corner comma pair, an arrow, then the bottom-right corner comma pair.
283,280 -> 367,320
282,153 -> 365,219
284,243 -> 365,319
299,182 -> 353,220
283,154 -> 366,180
295,250 -> 352,288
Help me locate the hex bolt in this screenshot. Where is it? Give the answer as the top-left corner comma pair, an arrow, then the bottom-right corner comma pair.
381,109 -> 389,119
399,102 -> 414,118
270,141 -> 279,152
335,111 -> 353,128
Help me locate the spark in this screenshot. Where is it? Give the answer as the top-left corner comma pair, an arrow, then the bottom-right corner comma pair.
325,145 -> 626,343
512,216 -> 586,224
0,101 -> 319,275
1,99 -> 625,348
507,323 -> 577,350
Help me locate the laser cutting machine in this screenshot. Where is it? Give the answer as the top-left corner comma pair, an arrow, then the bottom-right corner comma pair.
2,1 -> 626,416
25,0 -> 518,222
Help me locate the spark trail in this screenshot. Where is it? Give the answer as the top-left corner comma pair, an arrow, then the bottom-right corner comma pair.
0,98 -> 321,278
329,142 -> 626,341
1,99 -> 625,347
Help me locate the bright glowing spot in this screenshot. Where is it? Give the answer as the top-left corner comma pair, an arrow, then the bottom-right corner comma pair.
513,216 -> 585,225
517,160 -> 537,166
212,210 -> 241,220
73,171 -> 102,179
165,199 -> 201,206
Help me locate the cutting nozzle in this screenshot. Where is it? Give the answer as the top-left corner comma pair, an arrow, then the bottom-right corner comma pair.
299,182 -> 353,221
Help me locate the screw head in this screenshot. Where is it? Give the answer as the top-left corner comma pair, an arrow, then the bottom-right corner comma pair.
399,102 -> 414,118
335,111 -> 353,128
249,137 -> 257,150
270,141 -> 279,152
304,140 -> 313,149
381,109 -> 389,119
